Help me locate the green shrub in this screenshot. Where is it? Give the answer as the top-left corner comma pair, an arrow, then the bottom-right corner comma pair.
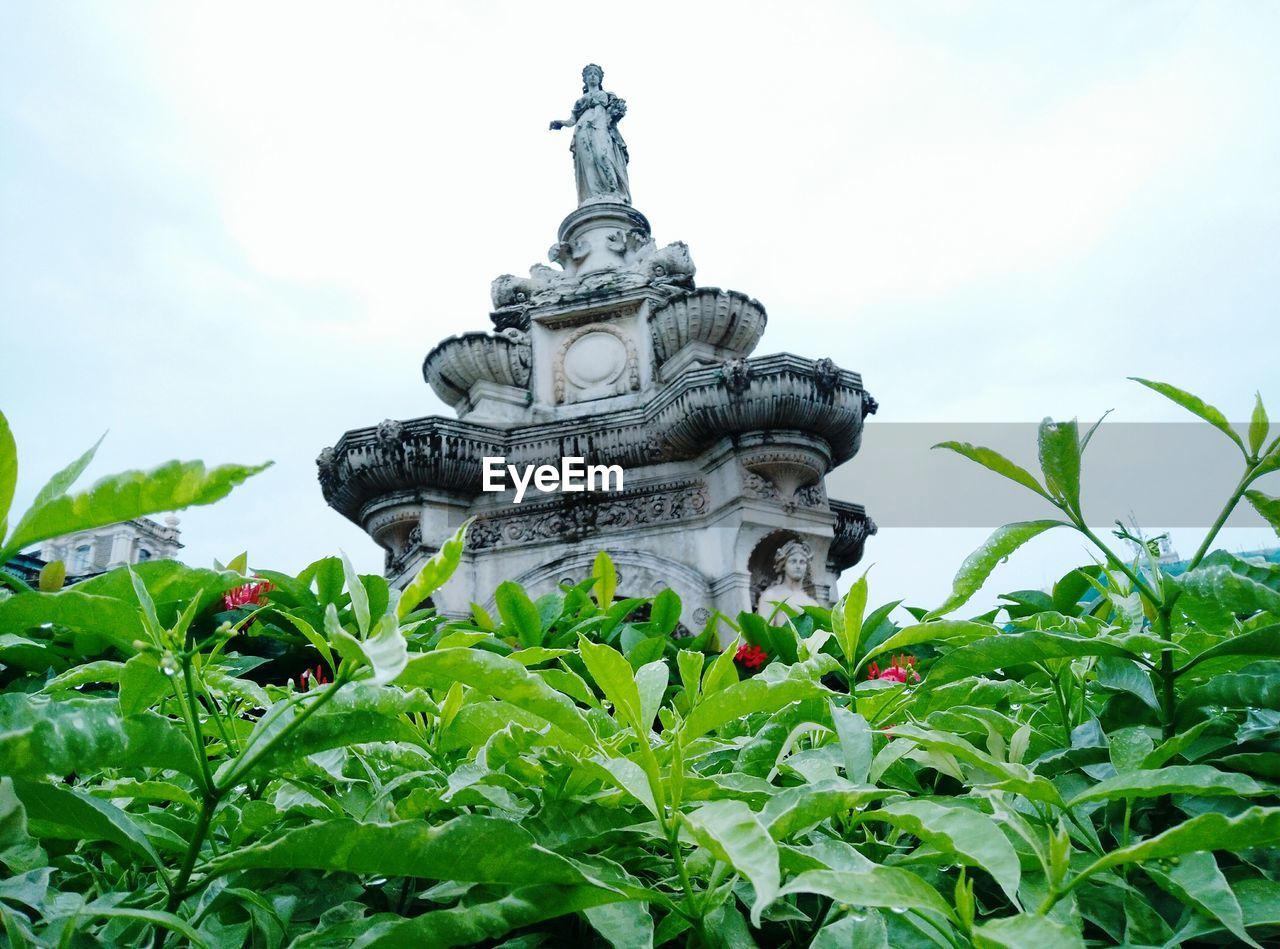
0,379 -> 1278,947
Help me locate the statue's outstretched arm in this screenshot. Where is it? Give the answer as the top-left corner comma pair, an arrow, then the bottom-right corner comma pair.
549,117 -> 576,131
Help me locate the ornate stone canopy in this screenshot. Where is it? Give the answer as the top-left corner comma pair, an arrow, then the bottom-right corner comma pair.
319,67 -> 876,624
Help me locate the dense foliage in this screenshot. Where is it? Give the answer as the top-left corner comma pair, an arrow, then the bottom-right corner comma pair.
2,379 -> 1280,947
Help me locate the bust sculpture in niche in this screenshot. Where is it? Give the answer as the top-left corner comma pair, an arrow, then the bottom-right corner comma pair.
756,539 -> 819,621
549,63 -> 631,205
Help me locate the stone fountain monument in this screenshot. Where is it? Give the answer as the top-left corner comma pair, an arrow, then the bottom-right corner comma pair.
318,65 -> 877,625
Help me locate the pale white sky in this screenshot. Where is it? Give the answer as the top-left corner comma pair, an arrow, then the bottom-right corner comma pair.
3,2 -> 1277,614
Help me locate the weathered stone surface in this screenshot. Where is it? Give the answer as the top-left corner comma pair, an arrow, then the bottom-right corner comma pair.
320,68 -> 875,630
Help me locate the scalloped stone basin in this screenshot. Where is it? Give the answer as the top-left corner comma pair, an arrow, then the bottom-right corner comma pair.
648,288 -> 767,365
422,332 -> 531,408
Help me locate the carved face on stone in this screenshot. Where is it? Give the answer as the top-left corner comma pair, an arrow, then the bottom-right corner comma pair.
582,64 -> 603,91
773,540 -> 812,585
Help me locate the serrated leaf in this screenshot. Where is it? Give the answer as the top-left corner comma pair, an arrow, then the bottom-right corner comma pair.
1130,377 -> 1245,453
932,441 -> 1050,499
684,800 -> 779,927
6,460 -> 270,555
929,521 -> 1063,618
1038,418 -> 1081,512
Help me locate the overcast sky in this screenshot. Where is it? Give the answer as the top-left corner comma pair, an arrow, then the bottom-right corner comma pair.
3,2 -> 1278,614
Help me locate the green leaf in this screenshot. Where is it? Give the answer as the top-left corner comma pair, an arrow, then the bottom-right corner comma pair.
635,659 -> 668,735
928,521 -> 1064,618
681,675 -> 827,743
589,756 -> 659,819
684,800 -> 779,926
119,654 -> 171,716
932,441 -> 1050,499
215,684 -> 426,786
833,571 -> 868,665
759,778 -> 892,841
1038,418 -> 1081,513
1146,851 -> 1259,948
496,580 -> 543,647
876,799 -> 1021,903
279,612 -> 335,676
1177,624 -> 1280,674
36,560 -> 65,593
829,703 -> 872,784
1246,490 -> 1280,537
974,914 -> 1082,949
859,619 -> 998,673
927,630 -> 1152,686
1180,669 -> 1280,713
585,900 -> 654,949
6,460 -> 270,555
335,613 -> 407,685
593,550 -> 617,609
208,814 -> 613,886
81,903 -> 210,949
1250,392 -> 1270,457
399,521 -> 467,617
1082,806 -> 1280,879
0,694 -> 200,778
0,411 -> 16,533
781,861 -> 954,921
578,637 -> 644,736
677,649 -> 704,702
351,885 -> 630,949
339,551 -> 370,637
1067,765 -> 1269,807
399,647 -> 595,746
648,587 -> 681,636
885,723 -> 1062,804
0,777 -> 45,874
1130,377 -> 1245,454
1179,554 -> 1280,616
13,778 -> 163,869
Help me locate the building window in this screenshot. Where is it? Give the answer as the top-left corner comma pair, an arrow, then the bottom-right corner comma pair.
137,548 -> 152,562
73,544 -> 92,572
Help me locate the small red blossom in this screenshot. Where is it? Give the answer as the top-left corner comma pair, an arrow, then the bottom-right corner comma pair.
297,665 -> 330,692
735,643 -> 769,670
867,653 -> 920,684
222,580 -> 274,612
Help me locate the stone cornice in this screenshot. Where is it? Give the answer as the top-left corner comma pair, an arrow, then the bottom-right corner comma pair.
320,352 -> 871,527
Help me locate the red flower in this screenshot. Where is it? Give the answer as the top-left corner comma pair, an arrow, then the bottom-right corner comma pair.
867,653 -> 920,684
735,643 -> 769,670
222,580 -> 274,612
297,665 -> 330,692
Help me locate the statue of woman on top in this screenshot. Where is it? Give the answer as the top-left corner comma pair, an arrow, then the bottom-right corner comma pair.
549,64 -> 631,206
